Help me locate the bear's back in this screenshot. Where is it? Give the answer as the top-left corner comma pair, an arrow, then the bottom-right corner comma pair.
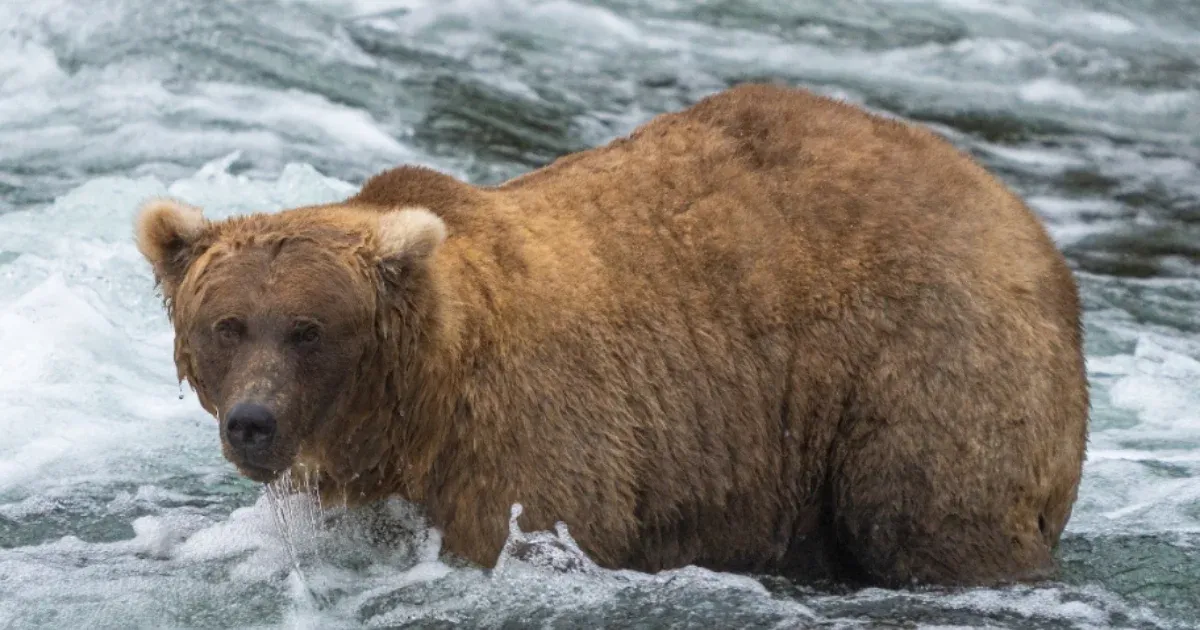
490,83 -> 1076,340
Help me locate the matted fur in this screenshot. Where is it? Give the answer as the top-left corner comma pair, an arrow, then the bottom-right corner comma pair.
135,83 -> 1088,588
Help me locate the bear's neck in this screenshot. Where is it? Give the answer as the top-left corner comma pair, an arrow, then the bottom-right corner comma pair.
328,206 -> 525,506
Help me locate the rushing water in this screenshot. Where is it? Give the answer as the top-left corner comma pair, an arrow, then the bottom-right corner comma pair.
1,0 -> 1198,628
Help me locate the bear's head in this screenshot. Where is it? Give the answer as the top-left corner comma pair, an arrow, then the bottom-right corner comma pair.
134,199 -> 447,485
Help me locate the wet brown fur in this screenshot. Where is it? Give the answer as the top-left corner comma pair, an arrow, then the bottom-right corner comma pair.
135,83 -> 1089,587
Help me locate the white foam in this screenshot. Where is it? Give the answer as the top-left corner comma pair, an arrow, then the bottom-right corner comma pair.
931,584 -> 1170,628
283,0 -> 424,18
1027,196 -> 1130,246
909,0 -> 1039,23
194,83 -> 412,156
0,33 -> 65,93
892,0 -> 1146,39
1071,323 -> 1200,535
1065,10 -> 1139,35
0,75 -> 415,188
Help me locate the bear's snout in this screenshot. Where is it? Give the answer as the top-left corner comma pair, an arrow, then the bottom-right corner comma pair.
225,402 -> 277,459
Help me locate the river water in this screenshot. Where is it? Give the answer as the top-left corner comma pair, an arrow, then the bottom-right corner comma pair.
0,1 -> 1197,628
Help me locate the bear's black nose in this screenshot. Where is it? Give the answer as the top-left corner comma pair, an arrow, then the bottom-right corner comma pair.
225,402 -> 277,453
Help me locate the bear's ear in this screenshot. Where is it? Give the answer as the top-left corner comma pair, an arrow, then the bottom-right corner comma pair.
134,198 -> 211,294
375,207 -> 447,282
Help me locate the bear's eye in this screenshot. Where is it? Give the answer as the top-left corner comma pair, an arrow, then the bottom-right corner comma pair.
290,320 -> 322,346
212,317 -> 245,344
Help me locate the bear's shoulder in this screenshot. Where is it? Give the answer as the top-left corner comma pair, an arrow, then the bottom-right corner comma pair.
350,165 -> 482,213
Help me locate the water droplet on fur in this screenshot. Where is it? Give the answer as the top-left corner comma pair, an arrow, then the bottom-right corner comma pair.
509,503 -> 524,534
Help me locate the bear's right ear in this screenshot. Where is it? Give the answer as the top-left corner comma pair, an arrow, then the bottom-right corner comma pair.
134,198 -> 211,294
374,207 -> 448,286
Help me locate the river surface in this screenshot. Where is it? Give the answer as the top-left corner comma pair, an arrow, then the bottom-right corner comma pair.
1,1 -> 1198,628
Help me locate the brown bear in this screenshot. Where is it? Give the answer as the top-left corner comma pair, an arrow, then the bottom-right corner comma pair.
134,83 -> 1088,588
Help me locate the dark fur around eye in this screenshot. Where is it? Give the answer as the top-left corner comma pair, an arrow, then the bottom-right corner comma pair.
291,320 -> 322,345
212,317 -> 245,344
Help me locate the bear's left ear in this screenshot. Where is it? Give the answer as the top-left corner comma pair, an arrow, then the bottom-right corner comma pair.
134,198 -> 212,295
375,207 -> 447,282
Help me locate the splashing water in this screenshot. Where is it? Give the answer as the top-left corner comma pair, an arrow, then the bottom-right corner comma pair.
264,468 -> 327,569
494,503 -> 600,577
262,466 -> 330,618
